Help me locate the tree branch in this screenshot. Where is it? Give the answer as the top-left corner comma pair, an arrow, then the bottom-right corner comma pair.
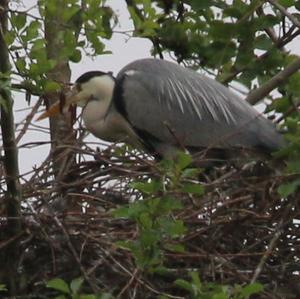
245,56 -> 300,104
0,0 -> 22,295
268,0 -> 300,29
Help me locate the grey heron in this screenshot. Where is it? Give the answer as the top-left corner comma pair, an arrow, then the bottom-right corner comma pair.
38,58 -> 285,159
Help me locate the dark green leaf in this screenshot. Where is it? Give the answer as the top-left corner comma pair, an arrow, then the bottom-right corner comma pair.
24,20 -> 40,42
182,183 -> 204,195
70,277 -> 84,295
164,243 -> 185,253
190,0 -> 213,10
46,278 -> 70,294
176,151 -> 192,170
16,58 -> 27,73
255,34 -> 273,50
174,279 -> 193,292
69,49 -> 82,63
181,168 -> 201,178
278,180 -> 300,197
278,0 -> 294,7
240,282 -> 263,297
130,180 -> 161,194
4,31 -> 16,46
209,21 -> 237,40
12,13 -> 27,30
139,212 -> 153,229
190,271 -> 201,288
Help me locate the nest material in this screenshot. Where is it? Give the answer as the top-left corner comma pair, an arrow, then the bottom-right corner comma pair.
1,144 -> 299,299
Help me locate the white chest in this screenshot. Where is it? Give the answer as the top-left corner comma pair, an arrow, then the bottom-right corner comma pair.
82,100 -> 139,144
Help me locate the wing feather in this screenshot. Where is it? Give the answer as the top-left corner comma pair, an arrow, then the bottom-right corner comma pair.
114,59 -> 284,150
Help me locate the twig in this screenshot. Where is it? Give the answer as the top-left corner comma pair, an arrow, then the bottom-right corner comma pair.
250,198 -> 295,283
268,0 -> 300,29
245,56 -> 300,104
53,216 -> 100,293
16,98 -> 43,144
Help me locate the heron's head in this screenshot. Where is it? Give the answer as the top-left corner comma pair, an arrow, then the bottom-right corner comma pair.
37,71 -> 115,120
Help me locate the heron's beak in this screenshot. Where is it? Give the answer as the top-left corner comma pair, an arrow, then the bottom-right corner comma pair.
36,87 -> 80,121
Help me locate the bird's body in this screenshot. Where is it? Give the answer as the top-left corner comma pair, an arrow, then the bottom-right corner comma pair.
39,58 -> 285,158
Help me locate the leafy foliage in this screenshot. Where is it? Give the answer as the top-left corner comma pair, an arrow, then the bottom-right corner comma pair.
114,152 -> 201,270
1,0 -> 300,298
175,272 -> 263,299
46,277 -> 112,299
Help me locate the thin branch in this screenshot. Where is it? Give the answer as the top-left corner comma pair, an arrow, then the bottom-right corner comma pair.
53,216 -> 100,293
245,56 -> 300,104
16,97 -> 43,144
268,0 -> 300,29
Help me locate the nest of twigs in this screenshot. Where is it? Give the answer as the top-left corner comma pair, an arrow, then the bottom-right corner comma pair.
1,142 -> 299,298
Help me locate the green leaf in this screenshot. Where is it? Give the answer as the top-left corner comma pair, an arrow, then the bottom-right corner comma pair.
209,21 -> 237,40
181,168 -> 201,178
115,240 -> 134,251
278,179 -> 300,197
164,243 -> 185,253
130,180 -> 161,194
113,206 -> 130,218
140,229 -> 160,246
16,58 -> 27,73
190,271 -> 201,289
190,0 -> 213,10
139,212 -> 153,229
255,34 -> 273,50
176,151 -> 193,170
278,0 -> 294,7
212,293 -> 228,299
44,80 -> 61,93
12,13 -> 27,30
240,282 -> 263,297
70,277 -> 84,295
24,20 -> 40,42
0,284 -> 7,291
69,49 -> 82,63
174,279 -> 193,292
46,278 -> 70,294
79,295 -> 97,299
160,219 -> 186,237
62,4 -> 80,22
182,183 -> 204,195
4,31 -> 16,46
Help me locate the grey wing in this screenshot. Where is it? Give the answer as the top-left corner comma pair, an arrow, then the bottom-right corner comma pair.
116,59 -> 284,151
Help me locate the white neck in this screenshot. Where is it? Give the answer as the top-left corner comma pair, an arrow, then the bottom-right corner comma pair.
81,75 -> 119,140
79,74 -> 140,144
80,75 -> 115,121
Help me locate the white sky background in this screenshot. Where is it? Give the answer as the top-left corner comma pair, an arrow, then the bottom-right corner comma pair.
13,1 -> 300,176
